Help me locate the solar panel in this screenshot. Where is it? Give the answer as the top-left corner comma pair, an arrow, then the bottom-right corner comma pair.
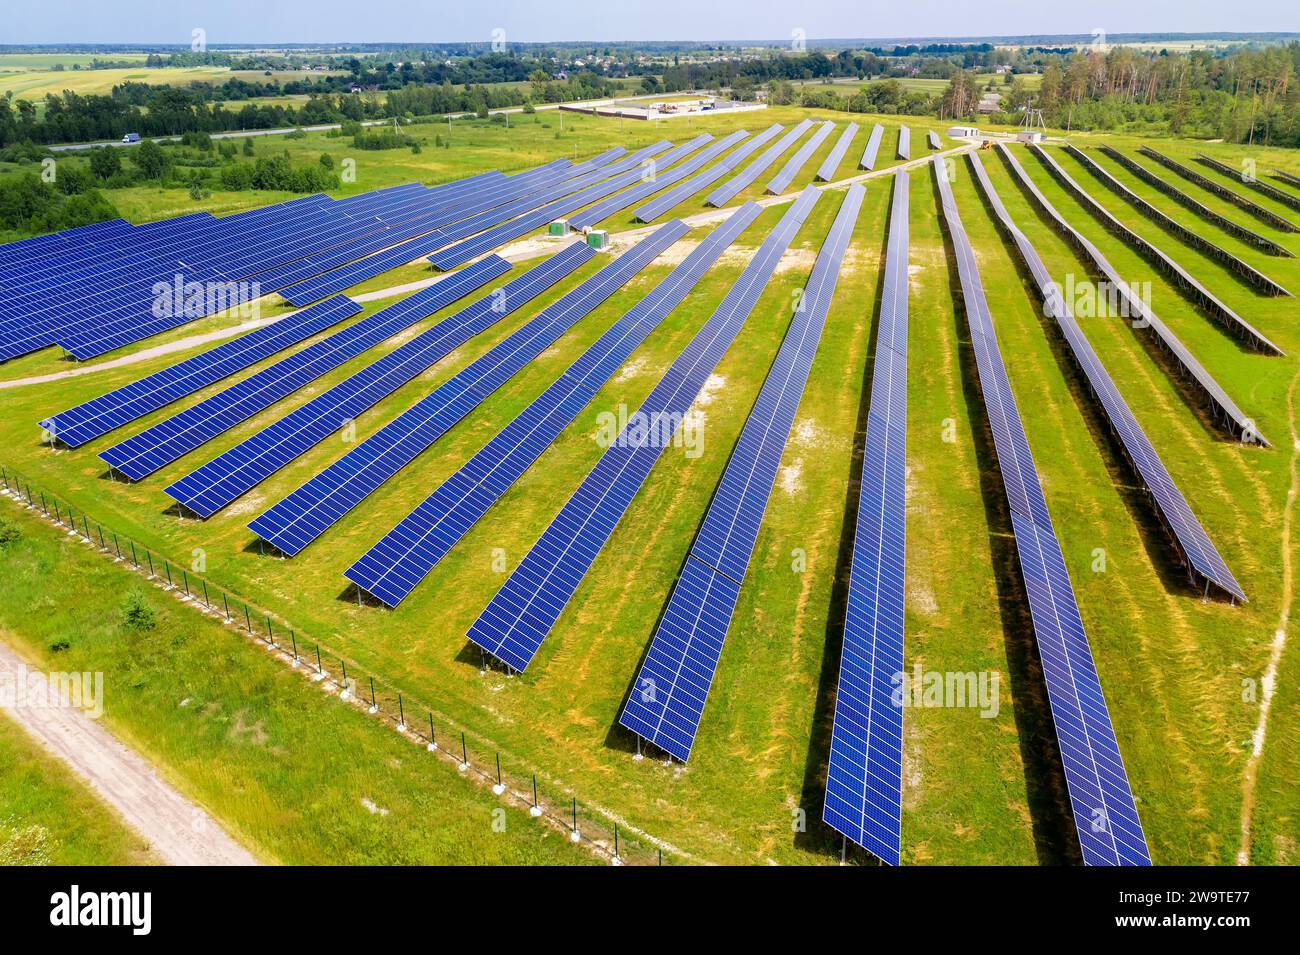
997,144 -> 1266,446
632,125 -> 785,222
927,131 -> 941,150
162,243 -> 595,518
896,127 -> 910,161
816,123 -> 859,181
968,152 -> 1245,602
464,187 -> 823,673
39,295 -> 362,448
705,120 -> 815,207
1272,168 -> 1300,189
766,121 -> 835,194
1033,145 -> 1285,351
345,203 -> 766,607
934,156 -> 1151,866
98,256 -> 511,482
1100,148 -> 1293,258
859,124 -> 886,171
1138,147 -> 1300,233
618,184 -> 862,762
824,171 -> 909,865
245,220 -> 691,555
1196,153 -> 1300,212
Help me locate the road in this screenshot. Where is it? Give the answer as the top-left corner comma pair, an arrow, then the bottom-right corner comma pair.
0,636 -> 260,866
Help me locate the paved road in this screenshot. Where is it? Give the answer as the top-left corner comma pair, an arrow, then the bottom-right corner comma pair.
0,635 -> 259,866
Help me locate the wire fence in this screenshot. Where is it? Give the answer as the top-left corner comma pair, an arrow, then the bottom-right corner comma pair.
0,463 -> 670,867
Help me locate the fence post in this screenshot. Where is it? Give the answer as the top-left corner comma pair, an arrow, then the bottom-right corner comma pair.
181,570 -> 190,597
164,562 -> 173,589
460,732 -> 469,770
290,630 -> 298,663
397,693 -> 405,730
201,580 -> 210,609
113,533 -> 122,560
146,552 -> 154,577
427,713 -> 436,751
222,593 -> 231,622
244,604 -> 252,633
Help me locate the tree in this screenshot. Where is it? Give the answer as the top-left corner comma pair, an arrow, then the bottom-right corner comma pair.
88,146 -> 120,180
242,136 -> 255,156
130,138 -> 167,179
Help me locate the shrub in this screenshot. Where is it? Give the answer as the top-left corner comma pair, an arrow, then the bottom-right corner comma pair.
121,590 -> 156,631
0,517 -> 21,549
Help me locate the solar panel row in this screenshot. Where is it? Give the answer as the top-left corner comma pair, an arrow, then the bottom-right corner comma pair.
823,171 -> 910,866
464,187 -> 822,674
568,131 -> 752,229
246,219 -> 692,556
163,242 -> 596,518
705,119 -> 816,207
816,123 -> 859,181
968,152 -> 1246,603
40,295 -> 363,448
934,156 -> 1150,867
1099,147 -> 1294,258
346,202 -> 767,607
1032,145 -> 1285,352
631,124 -> 784,223
98,255 -> 512,482
618,184 -> 863,763
859,124 -> 886,171
766,121 -> 836,194
998,144 -> 1267,446
1195,154 -> 1300,213
1139,147 -> 1300,233
1273,168 -> 1300,189
896,127 -> 911,161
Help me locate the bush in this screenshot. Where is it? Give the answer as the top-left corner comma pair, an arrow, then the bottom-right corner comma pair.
88,146 -> 121,180
121,590 -> 156,631
0,517 -> 21,549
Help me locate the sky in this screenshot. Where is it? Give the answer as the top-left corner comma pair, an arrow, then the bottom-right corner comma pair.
5,0 -> 1295,45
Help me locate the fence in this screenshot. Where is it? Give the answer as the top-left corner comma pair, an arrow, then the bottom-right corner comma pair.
0,463 -> 669,866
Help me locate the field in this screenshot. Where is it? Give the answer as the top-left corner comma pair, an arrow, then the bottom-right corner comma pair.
0,65 -> 342,102
1,105 -> 1298,865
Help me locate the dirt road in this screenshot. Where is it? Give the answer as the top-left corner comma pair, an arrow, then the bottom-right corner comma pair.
0,637 -> 259,866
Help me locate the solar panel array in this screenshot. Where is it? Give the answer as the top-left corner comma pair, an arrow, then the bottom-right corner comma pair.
823,172 -> 910,866
766,121 -> 835,194
99,255 -> 511,482
934,156 -> 1151,866
1196,153 -> 1300,213
40,295 -> 362,448
1032,145 -> 1284,352
345,203 -> 767,607
464,187 -> 822,674
705,119 -> 814,207
1099,147 -> 1293,258
896,127 -> 911,161
816,123 -> 859,181
567,131 -> 751,229
1273,168 -> 1300,189
970,152 -> 1245,603
429,139 -> 701,270
632,124 -> 785,222
618,184 -> 862,763
927,131 -> 941,150
246,220 -> 690,555
859,124 -> 886,171
998,144 -> 1266,446
1139,147 -> 1300,233
162,243 -> 595,518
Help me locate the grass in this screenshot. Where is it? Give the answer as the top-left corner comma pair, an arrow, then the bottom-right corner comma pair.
0,708 -> 157,865
1,108 -> 1298,864
0,503 -> 597,865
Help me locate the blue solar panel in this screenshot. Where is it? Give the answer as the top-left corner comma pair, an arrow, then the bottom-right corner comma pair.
823,171 -> 909,866
859,125 -> 886,171
996,144 -> 1265,446
567,131 -> 751,229
632,125 -> 785,223
245,219 -> 691,555
98,256 -> 510,482
766,121 -> 835,194
39,295 -> 361,448
816,123 -> 859,181
705,120 -> 815,207
934,156 -> 1151,866
968,152 -> 1244,602
162,243 -> 594,518
465,187 -> 823,673
346,202 -> 766,607
618,184 -> 863,761
896,127 -> 911,161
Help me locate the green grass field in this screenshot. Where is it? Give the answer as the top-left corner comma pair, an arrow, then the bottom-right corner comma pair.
1,105 -> 1298,865
0,708 -> 157,865
0,66 -> 329,102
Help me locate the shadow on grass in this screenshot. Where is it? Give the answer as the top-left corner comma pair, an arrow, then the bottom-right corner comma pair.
934,165 -> 1083,865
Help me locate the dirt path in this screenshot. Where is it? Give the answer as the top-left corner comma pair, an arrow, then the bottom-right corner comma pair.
1236,366 -> 1300,864
0,637 -> 260,866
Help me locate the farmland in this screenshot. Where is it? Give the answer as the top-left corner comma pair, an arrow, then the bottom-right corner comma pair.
2,102 -> 1299,868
